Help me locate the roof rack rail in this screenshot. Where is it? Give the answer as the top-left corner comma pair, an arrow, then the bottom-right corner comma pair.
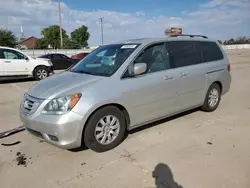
170,34 -> 208,39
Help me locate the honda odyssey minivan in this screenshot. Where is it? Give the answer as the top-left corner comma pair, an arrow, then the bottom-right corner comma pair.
20,35 -> 231,152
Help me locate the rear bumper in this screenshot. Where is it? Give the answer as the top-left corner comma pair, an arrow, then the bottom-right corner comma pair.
221,72 -> 231,96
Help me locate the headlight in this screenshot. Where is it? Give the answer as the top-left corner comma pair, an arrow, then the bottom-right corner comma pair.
42,93 -> 82,115
48,60 -> 53,66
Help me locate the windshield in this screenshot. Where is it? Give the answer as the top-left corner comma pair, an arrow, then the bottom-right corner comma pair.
70,44 -> 139,77
38,54 -> 48,58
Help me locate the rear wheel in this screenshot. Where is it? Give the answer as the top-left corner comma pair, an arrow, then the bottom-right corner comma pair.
84,106 -> 126,152
34,66 -> 49,80
201,83 -> 221,112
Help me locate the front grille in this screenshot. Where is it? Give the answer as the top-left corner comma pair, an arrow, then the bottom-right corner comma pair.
26,128 -> 43,139
24,99 -> 34,112
21,94 -> 44,115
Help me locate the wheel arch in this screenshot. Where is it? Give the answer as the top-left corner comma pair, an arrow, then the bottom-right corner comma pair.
80,103 -> 131,145
32,65 -> 50,78
213,81 -> 223,93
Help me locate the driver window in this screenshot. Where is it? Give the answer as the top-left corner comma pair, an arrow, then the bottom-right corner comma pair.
3,49 -> 25,60
134,43 -> 170,73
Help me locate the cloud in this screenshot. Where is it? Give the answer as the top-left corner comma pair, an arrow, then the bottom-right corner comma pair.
0,0 -> 249,45
201,0 -> 250,8
184,0 -> 250,39
135,11 -> 145,16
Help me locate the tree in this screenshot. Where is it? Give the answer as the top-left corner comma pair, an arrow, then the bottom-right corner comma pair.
223,36 -> 250,45
218,40 -> 223,45
35,38 -> 48,49
71,25 -> 90,48
41,25 -> 69,49
235,36 -> 248,44
0,29 -> 17,47
228,38 -> 235,45
64,39 -> 81,49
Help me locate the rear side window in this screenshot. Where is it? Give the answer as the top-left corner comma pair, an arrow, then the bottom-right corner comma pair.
51,54 -> 61,59
165,41 -> 202,68
196,42 -> 224,62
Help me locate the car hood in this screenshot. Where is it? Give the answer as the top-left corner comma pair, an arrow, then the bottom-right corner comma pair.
27,71 -> 103,99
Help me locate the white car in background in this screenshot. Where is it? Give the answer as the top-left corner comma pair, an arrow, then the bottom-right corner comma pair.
0,46 -> 54,80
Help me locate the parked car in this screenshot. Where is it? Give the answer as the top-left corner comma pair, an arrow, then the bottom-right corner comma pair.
20,35 -> 231,152
0,46 -> 53,80
71,52 -> 90,60
38,53 -> 78,70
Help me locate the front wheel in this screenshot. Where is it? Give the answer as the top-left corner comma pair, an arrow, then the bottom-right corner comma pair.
34,66 -> 49,81
84,106 -> 126,152
201,83 -> 221,112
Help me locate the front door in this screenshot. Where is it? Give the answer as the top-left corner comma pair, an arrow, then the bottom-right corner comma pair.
2,49 -> 30,76
60,54 -> 74,69
51,54 -> 71,70
166,41 -> 207,110
120,42 -> 178,127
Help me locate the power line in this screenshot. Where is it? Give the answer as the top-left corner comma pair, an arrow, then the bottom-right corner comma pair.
58,0 -> 63,48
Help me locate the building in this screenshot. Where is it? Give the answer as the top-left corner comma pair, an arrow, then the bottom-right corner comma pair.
18,36 -> 38,50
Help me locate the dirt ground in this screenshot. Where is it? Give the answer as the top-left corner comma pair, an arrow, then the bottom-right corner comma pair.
0,49 -> 250,188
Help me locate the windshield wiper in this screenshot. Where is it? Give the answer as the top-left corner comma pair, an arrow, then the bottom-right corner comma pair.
70,69 -> 109,77
77,70 -> 94,75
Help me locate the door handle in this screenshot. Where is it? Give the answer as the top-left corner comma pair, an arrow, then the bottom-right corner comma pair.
164,75 -> 173,80
5,61 -> 11,63
180,72 -> 188,77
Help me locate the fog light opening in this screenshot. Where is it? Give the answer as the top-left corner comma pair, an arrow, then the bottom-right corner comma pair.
48,135 -> 59,142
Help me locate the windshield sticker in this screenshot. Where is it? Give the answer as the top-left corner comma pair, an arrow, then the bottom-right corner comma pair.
121,45 -> 137,49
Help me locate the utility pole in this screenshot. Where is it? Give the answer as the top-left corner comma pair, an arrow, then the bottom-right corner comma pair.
58,0 -> 63,48
6,16 -> 8,30
100,17 -> 104,45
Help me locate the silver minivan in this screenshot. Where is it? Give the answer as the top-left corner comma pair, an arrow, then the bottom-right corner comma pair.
20,35 -> 231,152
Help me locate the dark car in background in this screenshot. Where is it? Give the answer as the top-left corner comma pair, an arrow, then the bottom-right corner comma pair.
38,53 -> 79,70
71,52 -> 90,60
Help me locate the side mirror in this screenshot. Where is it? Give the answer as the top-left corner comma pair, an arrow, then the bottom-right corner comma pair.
134,63 -> 147,76
25,57 -> 29,61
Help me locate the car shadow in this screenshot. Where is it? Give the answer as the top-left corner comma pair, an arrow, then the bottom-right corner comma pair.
0,77 -> 34,84
69,144 -> 89,152
129,108 -> 199,135
153,163 -> 183,188
70,108 -> 199,153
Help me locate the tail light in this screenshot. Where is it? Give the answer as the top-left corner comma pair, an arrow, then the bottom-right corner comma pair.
227,64 -> 231,72
112,58 -> 115,61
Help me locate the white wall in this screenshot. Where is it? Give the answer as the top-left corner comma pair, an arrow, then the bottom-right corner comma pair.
21,44 -> 250,58
22,46 -> 99,57
222,44 -> 250,50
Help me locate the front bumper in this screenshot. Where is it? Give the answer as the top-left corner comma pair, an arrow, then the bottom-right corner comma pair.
20,110 -> 84,149
48,66 -> 55,74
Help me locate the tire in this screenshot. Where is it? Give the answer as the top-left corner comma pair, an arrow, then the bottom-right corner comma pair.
34,66 -> 49,81
201,83 -> 221,112
84,106 -> 126,152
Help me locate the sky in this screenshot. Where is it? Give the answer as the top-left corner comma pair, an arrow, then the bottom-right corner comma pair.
0,0 -> 249,46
